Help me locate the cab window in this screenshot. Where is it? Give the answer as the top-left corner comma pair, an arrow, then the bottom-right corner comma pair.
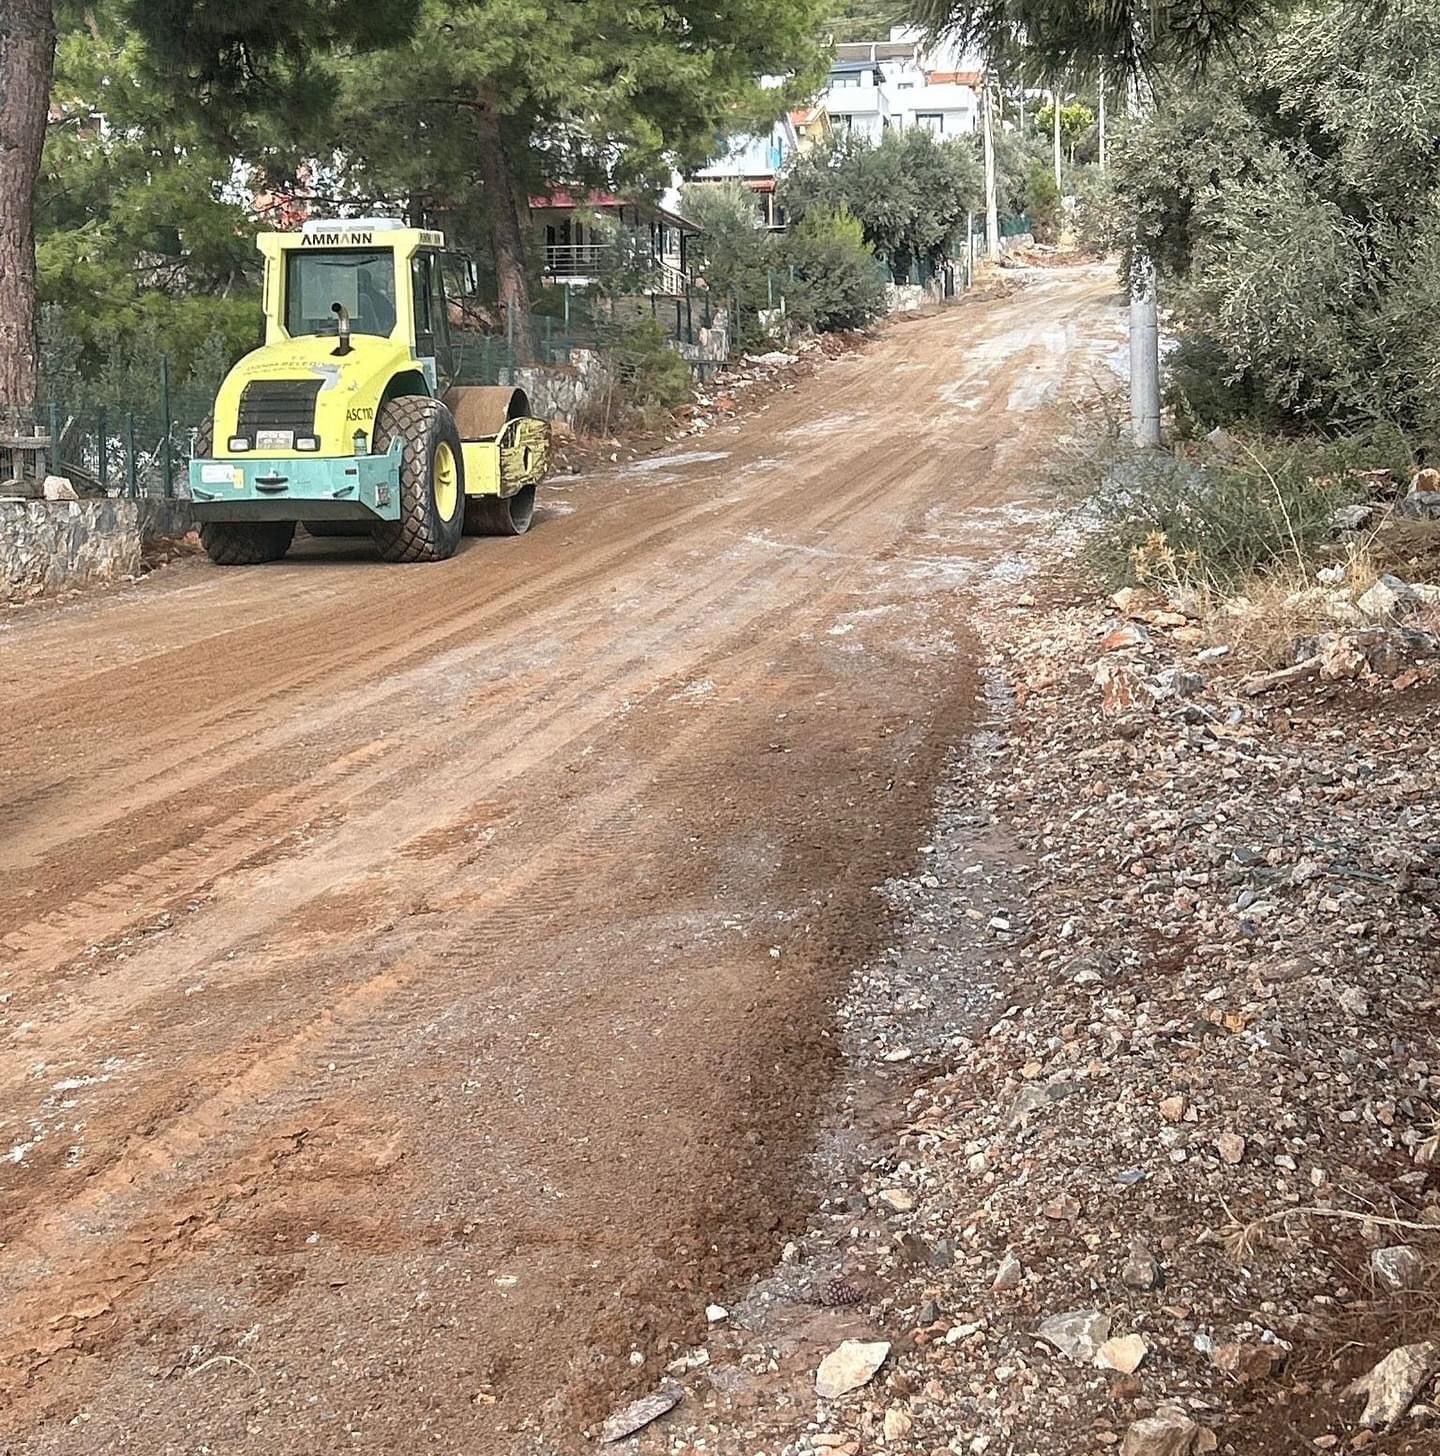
412,254 -> 436,357
285,249 -> 396,337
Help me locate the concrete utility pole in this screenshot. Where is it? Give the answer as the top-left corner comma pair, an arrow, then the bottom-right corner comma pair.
1127,64 -> 1161,447
1052,82 -> 1062,197
983,71 -> 1001,260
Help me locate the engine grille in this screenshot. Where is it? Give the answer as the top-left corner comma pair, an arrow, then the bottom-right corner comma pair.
237,379 -> 323,436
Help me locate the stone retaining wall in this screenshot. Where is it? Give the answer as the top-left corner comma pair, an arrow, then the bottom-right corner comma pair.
1,498 -> 195,604
672,323 -> 730,383
508,349 -> 613,432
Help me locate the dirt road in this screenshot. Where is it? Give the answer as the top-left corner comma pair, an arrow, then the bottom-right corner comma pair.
0,267 -> 1124,1453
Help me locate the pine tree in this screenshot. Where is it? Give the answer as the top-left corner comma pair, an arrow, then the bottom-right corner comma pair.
0,0 -> 57,408
319,0 -> 828,363
0,0 -> 415,408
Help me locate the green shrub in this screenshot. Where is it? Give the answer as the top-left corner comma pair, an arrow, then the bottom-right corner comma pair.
678,181 -> 785,352
1025,163 -> 1061,243
780,207 -> 888,333
779,128 -> 980,280
1162,334 -> 1270,438
679,180 -> 773,300
607,318 -> 694,411
1103,0 -> 1440,439
1052,413 -> 1409,591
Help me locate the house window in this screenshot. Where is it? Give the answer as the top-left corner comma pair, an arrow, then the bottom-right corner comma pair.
914,112 -> 944,133
830,73 -> 860,88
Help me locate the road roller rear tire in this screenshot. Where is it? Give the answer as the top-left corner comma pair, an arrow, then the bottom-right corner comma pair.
200,520 -> 296,565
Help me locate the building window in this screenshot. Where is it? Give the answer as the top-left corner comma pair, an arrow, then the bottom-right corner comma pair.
914,112 -> 944,133
830,73 -> 860,88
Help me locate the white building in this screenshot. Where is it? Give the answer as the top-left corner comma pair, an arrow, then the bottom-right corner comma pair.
688,104 -> 830,229
691,111 -> 799,229
824,27 -> 985,141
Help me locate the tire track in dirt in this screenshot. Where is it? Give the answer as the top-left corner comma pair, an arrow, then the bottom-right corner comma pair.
0,429 -> 919,992
0,424 -> 948,1251
0,498 -> 912,1398
0,268 -> 1126,1452
0,395 -> 929,902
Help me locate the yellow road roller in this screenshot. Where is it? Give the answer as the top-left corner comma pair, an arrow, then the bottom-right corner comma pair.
188,218 -> 550,564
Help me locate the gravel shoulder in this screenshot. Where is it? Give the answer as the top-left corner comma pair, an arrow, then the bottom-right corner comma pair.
615,451 -> 1440,1456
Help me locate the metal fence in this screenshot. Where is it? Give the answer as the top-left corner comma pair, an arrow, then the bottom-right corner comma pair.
17,242 -> 990,486
970,213 -> 1033,240
5,387 -> 197,499
454,285 -> 734,384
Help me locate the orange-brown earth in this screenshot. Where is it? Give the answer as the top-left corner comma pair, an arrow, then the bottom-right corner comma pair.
0,267 -> 1124,1453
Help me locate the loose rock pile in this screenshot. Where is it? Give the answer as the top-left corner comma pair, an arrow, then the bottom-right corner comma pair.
612,576 -> 1440,1456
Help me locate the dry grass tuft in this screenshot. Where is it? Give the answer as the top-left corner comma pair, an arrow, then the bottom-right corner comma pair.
1204,536 -> 1388,669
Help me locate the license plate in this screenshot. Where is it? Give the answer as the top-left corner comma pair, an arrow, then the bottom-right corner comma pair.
200,463 -> 240,485
256,429 -> 294,451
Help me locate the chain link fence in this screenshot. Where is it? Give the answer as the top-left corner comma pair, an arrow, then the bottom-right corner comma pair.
3,381 -> 199,500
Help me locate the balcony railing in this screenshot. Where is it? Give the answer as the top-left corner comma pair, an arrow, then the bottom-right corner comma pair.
543,243 -> 690,295
544,243 -> 615,277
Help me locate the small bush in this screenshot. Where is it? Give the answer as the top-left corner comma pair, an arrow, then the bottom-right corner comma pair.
1025,164 -> 1061,243
1069,165 -> 1119,252
780,207 -> 888,333
604,318 -> 694,414
1052,409 -> 1410,592
1162,334 -> 1271,438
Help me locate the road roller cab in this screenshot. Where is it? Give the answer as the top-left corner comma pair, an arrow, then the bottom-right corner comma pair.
188,218 -> 550,565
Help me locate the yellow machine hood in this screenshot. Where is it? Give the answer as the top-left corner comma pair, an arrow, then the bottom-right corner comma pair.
212,334 -> 419,459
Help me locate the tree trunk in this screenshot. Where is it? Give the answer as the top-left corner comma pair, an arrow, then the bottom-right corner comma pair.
474,94 -> 538,367
0,0 -> 56,411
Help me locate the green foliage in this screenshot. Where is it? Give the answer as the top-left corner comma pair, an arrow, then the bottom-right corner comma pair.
779,127 -> 981,279
323,0 -> 830,221
607,318 -> 694,411
1024,162 -> 1060,241
679,181 -> 774,301
1056,417 -> 1406,591
1068,162 -> 1118,248
1034,99 -> 1093,151
1162,334 -> 1268,437
1101,0 -> 1440,439
39,303 -> 236,484
904,0 -> 1278,87
990,125 -> 1051,216
38,5 -> 261,391
780,206 -> 889,332
678,181 -> 781,349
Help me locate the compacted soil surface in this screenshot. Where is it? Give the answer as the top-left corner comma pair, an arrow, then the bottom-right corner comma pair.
0,268 -> 1125,1454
